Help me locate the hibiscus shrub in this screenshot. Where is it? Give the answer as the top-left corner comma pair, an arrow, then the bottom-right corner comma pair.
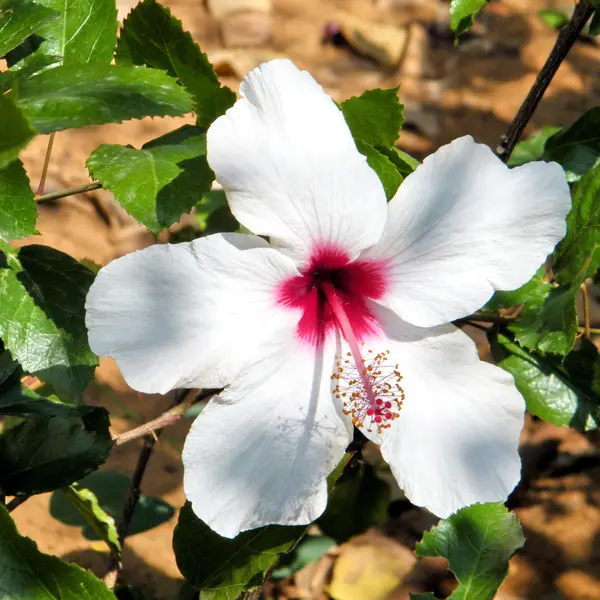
1,0 -> 599,598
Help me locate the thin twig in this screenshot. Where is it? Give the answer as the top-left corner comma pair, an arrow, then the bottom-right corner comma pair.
497,1 -> 595,162
581,283 -> 591,339
35,182 -> 102,203
7,496 -> 29,512
36,133 -> 56,196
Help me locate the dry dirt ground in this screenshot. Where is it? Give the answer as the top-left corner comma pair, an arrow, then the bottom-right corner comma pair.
6,0 -> 600,598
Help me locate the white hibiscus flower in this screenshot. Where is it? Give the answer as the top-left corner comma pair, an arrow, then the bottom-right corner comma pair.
85,59 -> 571,539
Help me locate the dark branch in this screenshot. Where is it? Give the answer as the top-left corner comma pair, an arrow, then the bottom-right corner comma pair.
497,1 -> 595,162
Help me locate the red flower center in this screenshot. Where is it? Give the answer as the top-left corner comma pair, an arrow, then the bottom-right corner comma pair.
277,245 -> 387,346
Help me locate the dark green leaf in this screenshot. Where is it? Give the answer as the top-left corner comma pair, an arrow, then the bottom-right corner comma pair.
489,329 -> 600,431
590,9 -> 600,36
0,383 -> 78,419
538,8 -> 569,30
173,501 -> 305,597
553,162 -> 600,285
0,94 -> 36,169
0,244 -> 98,401
545,107 -> 600,181
507,127 -> 561,167
115,585 -> 157,600
412,503 -> 524,600
0,505 -> 117,599
36,0 -> 117,65
0,160 -> 38,241
116,0 -> 235,129
194,189 -> 239,235
0,0 -> 57,58
14,64 -> 194,134
87,126 -> 212,233
318,461 -> 390,543
0,405 -> 112,495
272,535 -> 336,579
341,88 -> 404,147
0,51 -> 60,93
449,0 -> 489,37
50,471 -> 174,538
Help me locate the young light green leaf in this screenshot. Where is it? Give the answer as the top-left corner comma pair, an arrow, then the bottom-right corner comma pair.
173,502 -> 305,597
449,0 -> 489,37
0,505 -> 117,599
0,244 -> 98,401
507,127 -> 562,167
545,107 -> 600,181
489,329 -> 600,431
14,64 -> 194,134
87,126 -> 212,233
115,0 -> 236,129
0,94 -> 36,169
50,471 -> 174,539
36,0 -> 117,65
538,8 -> 569,30
272,535 -> 336,579
0,0 -> 57,58
318,461 -> 390,543
355,140 -> 403,199
0,160 -> 38,240
553,162 -> 600,285
412,503 -> 524,600
0,406 -> 112,495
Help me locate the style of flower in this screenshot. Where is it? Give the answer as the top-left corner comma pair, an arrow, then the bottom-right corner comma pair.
85,59 -> 571,539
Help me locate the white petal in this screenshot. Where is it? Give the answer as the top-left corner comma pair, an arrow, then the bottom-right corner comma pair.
85,233 -> 299,394
207,59 -> 387,263
183,332 -> 352,538
342,304 -> 523,518
365,136 -> 571,327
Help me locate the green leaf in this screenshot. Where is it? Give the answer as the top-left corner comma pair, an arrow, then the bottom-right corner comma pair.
115,0 -> 236,129
449,0 -> 489,37
115,585 -> 157,600
0,504 -> 117,599
553,162 -> 600,285
173,501 -> 305,597
590,9 -> 600,36
545,107 -> 600,181
489,329 -> 600,431
0,244 -> 98,401
507,127 -> 562,167
0,383 -> 78,419
14,64 -> 194,134
538,8 -> 569,30
355,140 -> 403,199
272,535 -> 336,579
0,51 -> 60,93
318,461 -> 390,543
0,94 -> 36,169
87,126 -> 213,233
0,160 -> 38,241
0,405 -> 112,495
36,0 -> 117,65
194,190 -> 239,236
341,88 -> 404,147
412,503 -> 524,600
50,471 -> 174,538
0,0 -> 57,57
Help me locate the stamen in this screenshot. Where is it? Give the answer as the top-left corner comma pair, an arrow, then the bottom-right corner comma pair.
323,283 -> 404,434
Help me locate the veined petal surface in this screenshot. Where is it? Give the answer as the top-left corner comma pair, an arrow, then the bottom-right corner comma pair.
85,233 -> 299,394
207,59 -> 387,264
365,136 -> 571,327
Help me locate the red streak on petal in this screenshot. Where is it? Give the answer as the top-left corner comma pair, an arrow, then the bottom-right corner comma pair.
276,244 -> 387,346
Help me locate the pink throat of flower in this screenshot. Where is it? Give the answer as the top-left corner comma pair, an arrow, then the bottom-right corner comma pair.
277,245 -> 404,433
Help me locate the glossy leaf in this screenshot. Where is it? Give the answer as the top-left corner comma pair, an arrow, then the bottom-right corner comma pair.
0,0 -> 56,58
14,64 -> 194,134
116,0 -> 236,129
0,51 -> 60,93
507,127 -> 561,167
50,471 -> 174,538
0,406 -> 112,495
87,126 -> 212,233
0,244 -> 97,401
545,107 -> 600,181
449,0 -> 489,37
0,505 -> 117,599
318,461 -> 390,543
489,329 -> 600,431
36,0 -> 117,65
412,503 -> 524,600
173,501 -> 305,597
0,160 -> 38,240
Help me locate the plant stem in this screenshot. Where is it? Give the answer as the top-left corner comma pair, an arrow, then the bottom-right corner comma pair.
496,1 -> 595,162
35,182 -> 102,203
7,496 -> 29,512
36,133 -> 56,196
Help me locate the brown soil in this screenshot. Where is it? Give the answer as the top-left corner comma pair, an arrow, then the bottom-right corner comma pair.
7,0 -> 600,598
